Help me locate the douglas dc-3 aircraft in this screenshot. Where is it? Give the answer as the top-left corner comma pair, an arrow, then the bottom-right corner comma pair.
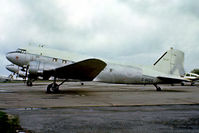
6,47 -> 188,93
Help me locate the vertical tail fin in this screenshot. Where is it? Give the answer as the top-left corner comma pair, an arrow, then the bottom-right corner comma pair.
153,48 -> 185,76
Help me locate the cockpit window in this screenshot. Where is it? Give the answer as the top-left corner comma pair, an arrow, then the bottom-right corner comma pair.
7,51 -> 22,54
17,48 -> 26,54
7,48 -> 27,54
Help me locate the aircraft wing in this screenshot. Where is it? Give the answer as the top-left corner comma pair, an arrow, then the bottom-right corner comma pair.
185,77 -> 199,81
157,76 -> 190,83
43,58 -> 107,81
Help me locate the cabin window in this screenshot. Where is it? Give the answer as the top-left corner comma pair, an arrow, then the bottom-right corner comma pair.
192,75 -> 197,77
62,60 -> 67,64
53,58 -> 58,62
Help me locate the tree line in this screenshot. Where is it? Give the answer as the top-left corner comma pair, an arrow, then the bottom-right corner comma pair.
191,69 -> 199,75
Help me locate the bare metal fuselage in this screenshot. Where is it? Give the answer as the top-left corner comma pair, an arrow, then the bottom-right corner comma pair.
6,49 -> 182,85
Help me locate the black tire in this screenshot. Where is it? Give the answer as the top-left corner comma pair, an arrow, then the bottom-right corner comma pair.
52,83 -> 59,93
27,80 -> 33,86
46,83 -> 59,93
46,83 -> 53,93
156,86 -> 162,91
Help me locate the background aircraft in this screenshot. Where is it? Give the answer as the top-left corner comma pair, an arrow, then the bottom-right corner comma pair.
0,75 -> 12,82
6,64 -> 26,78
181,72 -> 199,86
6,47 -> 188,93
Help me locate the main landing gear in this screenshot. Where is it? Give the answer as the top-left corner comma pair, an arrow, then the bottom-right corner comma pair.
26,79 -> 33,86
153,84 -> 162,91
46,83 -> 59,93
46,77 -> 67,94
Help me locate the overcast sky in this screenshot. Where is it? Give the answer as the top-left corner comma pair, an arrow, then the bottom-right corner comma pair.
0,0 -> 199,76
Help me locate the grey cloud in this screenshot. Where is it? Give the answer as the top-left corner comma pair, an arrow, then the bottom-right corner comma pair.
0,0 -> 199,75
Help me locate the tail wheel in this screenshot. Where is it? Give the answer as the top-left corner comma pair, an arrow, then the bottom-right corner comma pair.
153,84 -> 162,91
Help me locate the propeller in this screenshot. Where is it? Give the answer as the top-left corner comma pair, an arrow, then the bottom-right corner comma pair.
24,65 -> 29,83
8,74 -> 14,80
16,66 -> 20,78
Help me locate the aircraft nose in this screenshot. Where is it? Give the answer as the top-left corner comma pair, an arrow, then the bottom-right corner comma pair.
6,52 -> 20,65
6,65 -> 11,71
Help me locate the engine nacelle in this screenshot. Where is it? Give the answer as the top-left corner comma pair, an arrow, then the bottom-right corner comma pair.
28,61 -> 64,76
28,61 -> 44,75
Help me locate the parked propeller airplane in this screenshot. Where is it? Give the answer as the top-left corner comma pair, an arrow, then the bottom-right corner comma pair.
0,75 -> 12,82
6,47 -> 188,93
181,72 -> 199,86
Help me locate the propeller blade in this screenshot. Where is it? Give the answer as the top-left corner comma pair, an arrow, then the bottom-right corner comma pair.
24,65 -> 29,83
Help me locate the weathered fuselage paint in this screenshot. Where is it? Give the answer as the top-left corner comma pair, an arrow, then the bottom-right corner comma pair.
94,64 -> 162,84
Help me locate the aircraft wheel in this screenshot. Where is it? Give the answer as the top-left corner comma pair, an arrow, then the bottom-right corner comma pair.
154,84 -> 162,91
46,83 -> 53,93
191,82 -> 195,86
156,86 -> 161,91
52,83 -> 59,93
46,83 -> 59,93
181,82 -> 185,86
27,80 -> 33,86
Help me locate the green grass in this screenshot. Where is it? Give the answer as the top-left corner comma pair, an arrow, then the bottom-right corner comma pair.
0,111 -> 22,133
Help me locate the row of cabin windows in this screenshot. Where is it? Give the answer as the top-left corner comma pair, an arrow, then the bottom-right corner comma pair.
52,58 -> 67,64
185,73 -> 198,77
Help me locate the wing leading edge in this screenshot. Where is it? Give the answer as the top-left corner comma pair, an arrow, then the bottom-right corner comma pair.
43,58 -> 107,81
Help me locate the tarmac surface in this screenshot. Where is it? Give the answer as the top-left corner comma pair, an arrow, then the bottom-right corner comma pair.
0,82 -> 199,132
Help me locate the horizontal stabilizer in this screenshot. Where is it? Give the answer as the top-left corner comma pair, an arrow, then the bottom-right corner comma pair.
157,76 -> 189,83
43,58 -> 107,81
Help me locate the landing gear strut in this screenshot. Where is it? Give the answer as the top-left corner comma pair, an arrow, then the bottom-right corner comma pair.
153,84 -> 162,91
46,77 -> 68,94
